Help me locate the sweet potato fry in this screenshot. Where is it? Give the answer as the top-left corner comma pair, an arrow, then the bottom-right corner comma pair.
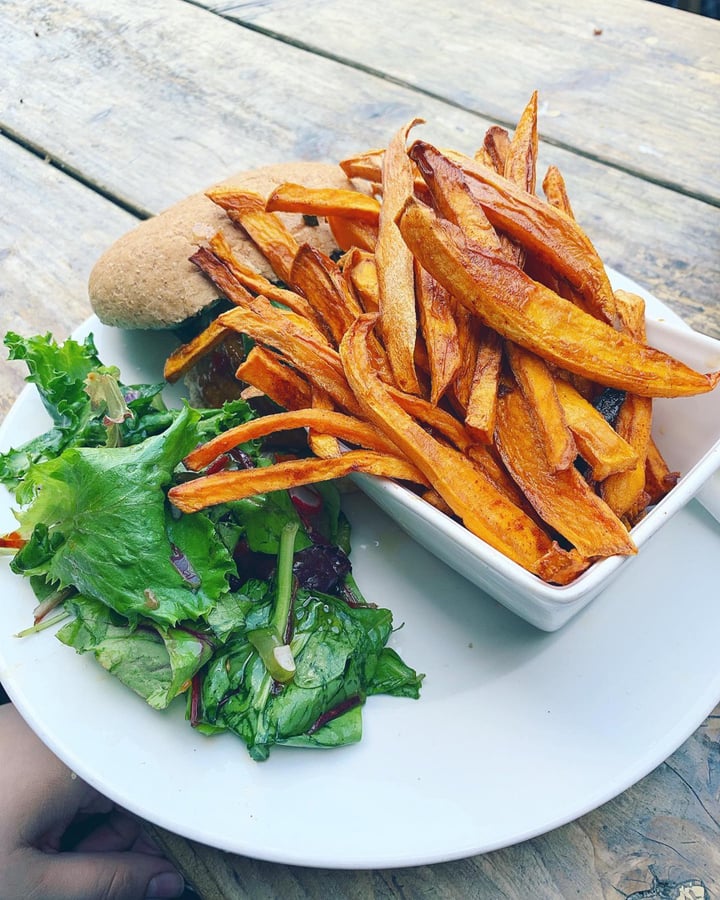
504,91 -> 539,195
554,379 -> 638,481
396,197 -> 720,398
644,438 -> 680,505
0,530 -> 26,550
414,261 -> 461,405
235,345 -> 312,411
184,407 -> 401,472
495,383 -> 637,560
289,243 -> 362,347
600,289 -> 654,520
339,314 -> 585,580
384,383 -> 474,452
169,450 -> 428,514
409,140 -> 506,427
600,392 -> 653,521
306,388 -> 344,459
411,142 -> 619,327
505,343 -> 577,471
191,243 -> 319,325
339,148 -> 385,183
164,319 -> 230,383
542,165 -> 575,219
219,299 -> 363,416
266,183 -> 381,224
375,119 -> 424,394
480,126 -> 510,173
206,232 -> 313,315
464,327 -> 502,444
344,248 -> 379,312
206,189 -> 299,283
410,142 -> 501,251
328,215 -> 378,253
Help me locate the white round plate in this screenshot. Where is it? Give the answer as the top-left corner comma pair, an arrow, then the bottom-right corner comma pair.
1,277 -> 719,869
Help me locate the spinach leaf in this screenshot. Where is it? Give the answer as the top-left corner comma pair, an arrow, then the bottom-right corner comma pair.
192,589 -> 423,760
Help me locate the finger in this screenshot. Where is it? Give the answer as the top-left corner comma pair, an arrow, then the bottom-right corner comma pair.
72,810 -> 166,857
0,705 -> 105,845
30,848 -> 185,900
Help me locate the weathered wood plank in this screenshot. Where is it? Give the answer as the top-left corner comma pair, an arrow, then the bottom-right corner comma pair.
202,0 -> 720,202
0,139 -> 139,419
1,3 -> 719,897
1,0 -> 717,334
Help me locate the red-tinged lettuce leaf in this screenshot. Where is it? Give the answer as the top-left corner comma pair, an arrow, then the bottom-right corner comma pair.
12,405 -> 234,625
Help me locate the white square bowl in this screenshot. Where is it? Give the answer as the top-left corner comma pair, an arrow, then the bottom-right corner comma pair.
353,316 -> 720,631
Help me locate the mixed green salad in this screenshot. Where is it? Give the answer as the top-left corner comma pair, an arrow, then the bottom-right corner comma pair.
0,332 -> 422,760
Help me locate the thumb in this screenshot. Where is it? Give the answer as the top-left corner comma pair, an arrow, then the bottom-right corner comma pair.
32,848 -> 185,900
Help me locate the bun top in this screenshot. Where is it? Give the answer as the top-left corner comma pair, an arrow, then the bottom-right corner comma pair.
88,161 -> 352,330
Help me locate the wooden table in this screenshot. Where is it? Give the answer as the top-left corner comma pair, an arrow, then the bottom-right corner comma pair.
2,1 -> 719,896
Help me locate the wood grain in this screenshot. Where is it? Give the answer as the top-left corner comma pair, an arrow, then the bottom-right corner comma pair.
1,0 -> 718,332
1,2 -> 718,897
0,138 -> 138,418
201,0 -> 720,202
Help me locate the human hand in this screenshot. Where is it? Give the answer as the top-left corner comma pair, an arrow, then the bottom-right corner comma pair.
0,702 -> 185,899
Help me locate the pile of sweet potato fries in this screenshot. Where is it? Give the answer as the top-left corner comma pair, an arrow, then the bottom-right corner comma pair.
165,92 -> 719,584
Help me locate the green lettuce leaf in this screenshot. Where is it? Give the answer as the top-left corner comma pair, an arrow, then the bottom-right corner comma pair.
12,405 -> 234,625
57,595 -> 213,709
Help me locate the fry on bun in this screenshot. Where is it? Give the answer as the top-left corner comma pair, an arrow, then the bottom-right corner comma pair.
88,161 -> 352,331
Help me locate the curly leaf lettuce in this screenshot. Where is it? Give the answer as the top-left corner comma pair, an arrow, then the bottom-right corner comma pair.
12,406 -> 234,626
0,332 -> 174,486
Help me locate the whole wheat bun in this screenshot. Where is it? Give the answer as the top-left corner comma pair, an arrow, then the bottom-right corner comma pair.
88,161 -> 354,330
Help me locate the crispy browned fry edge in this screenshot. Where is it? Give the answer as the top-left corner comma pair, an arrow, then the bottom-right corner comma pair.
542,165 -> 575,219
191,243 -> 319,325
412,142 -> 619,327
340,314 -> 585,580
480,126 -> 510,172
168,450 -> 428,514
206,188 -> 300,283
414,262 -> 461,405
396,197 -> 720,398
266,183 -> 381,224
495,383 -> 637,560
383,383 -> 474,452
164,319 -> 230,383
464,327 -> 502,444
409,140 -> 503,419
289,244 -> 362,347
504,91 -> 539,195
645,438 -> 680,504
206,232 -> 315,317
600,290 -> 653,520
601,392 -> 653,521
184,408 -> 402,471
